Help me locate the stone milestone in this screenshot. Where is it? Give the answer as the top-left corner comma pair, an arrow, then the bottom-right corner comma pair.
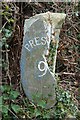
20,12 -> 66,108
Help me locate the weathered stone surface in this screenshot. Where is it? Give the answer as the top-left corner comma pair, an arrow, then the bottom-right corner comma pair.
20,12 -> 66,108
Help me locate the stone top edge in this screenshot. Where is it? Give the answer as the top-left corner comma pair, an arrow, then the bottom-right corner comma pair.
24,12 -> 66,35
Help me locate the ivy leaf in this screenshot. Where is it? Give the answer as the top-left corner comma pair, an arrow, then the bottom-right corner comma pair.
3,28 -> 12,38
2,105 -> 9,114
3,94 -> 9,100
11,104 -> 21,113
37,100 -> 46,108
43,114 -> 50,119
5,5 -> 9,11
34,109 -> 41,117
9,18 -> 15,23
10,90 -> 19,99
0,85 -> 11,92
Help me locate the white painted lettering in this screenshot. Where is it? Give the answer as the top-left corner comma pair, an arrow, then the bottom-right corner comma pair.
24,36 -> 48,52
24,44 -> 30,51
38,54 -> 48,78
29,40 -> 36,48
34,37 -> 41,46
41,37 -> 47,45
38,60 -> 48,77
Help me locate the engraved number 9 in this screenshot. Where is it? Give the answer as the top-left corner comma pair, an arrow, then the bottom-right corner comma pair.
38,61 -> 47,77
